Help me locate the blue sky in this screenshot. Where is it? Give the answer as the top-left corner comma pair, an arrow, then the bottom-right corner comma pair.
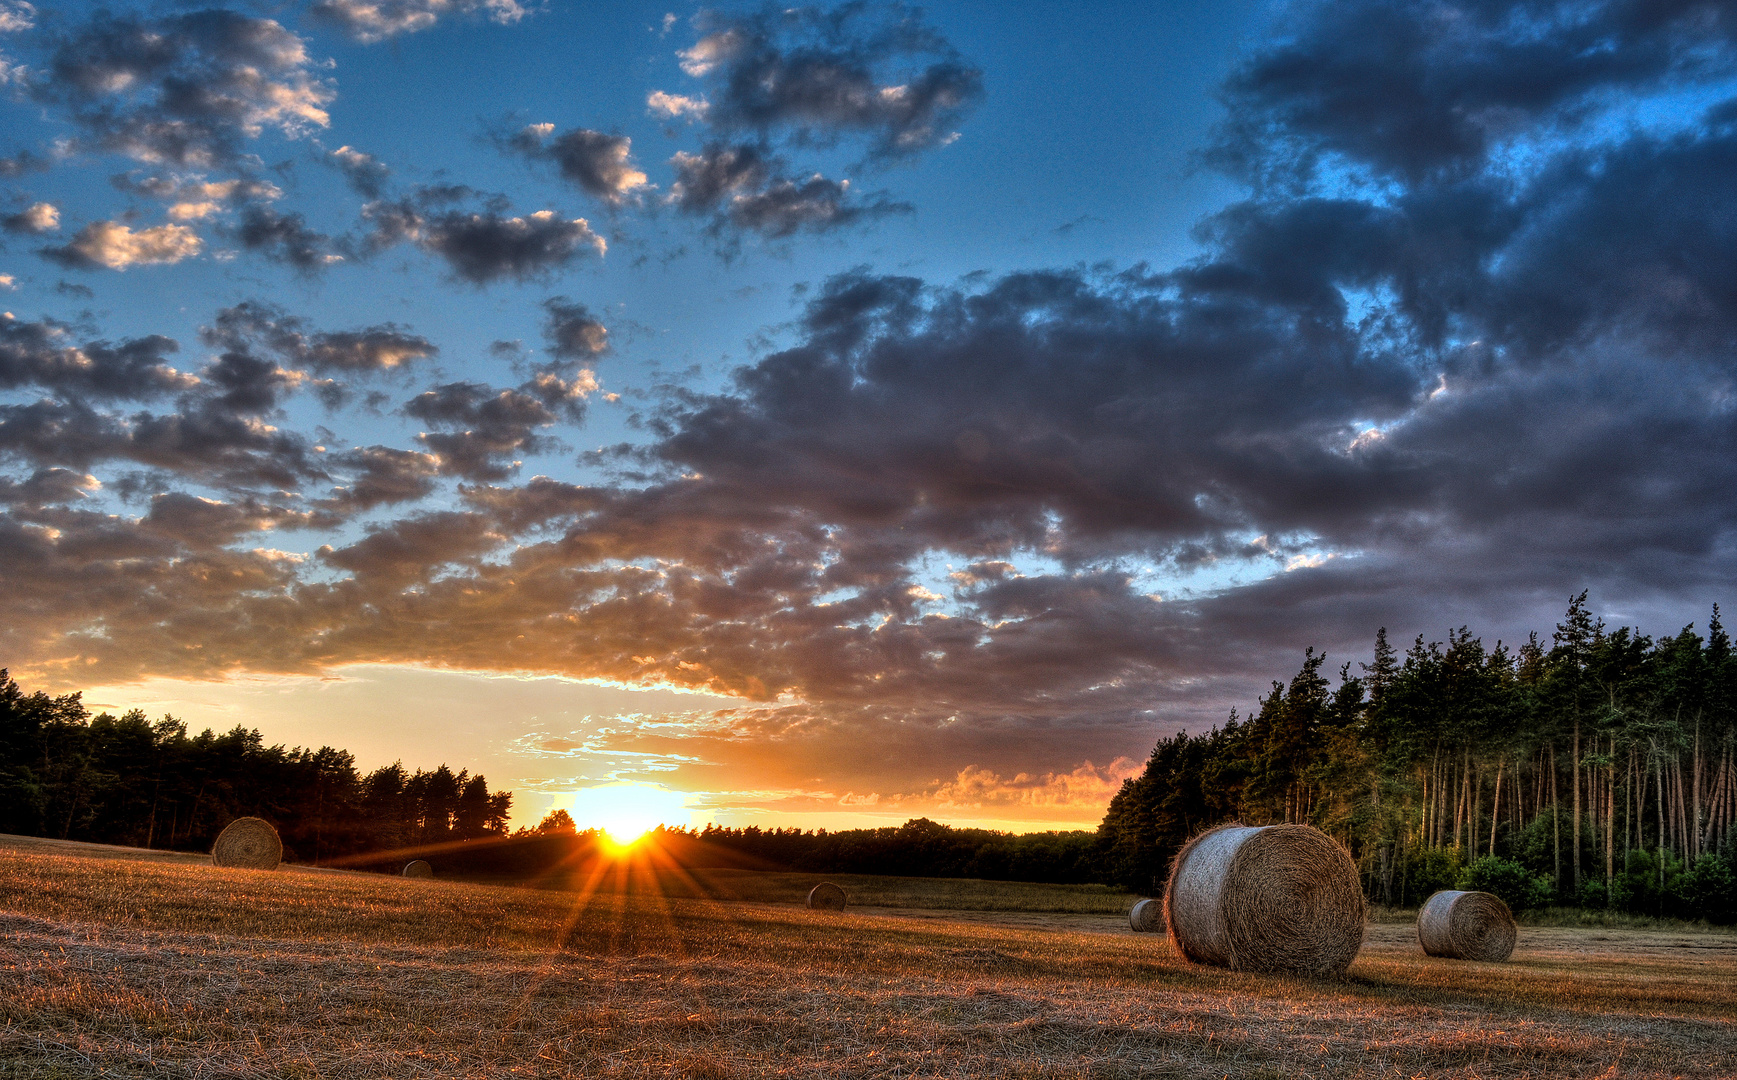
4,0 -> 1736,832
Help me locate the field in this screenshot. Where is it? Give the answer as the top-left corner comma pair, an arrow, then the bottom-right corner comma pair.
0,835 -> 1733,1078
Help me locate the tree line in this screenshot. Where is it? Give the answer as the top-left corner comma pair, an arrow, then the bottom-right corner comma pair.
1097,595 -> 1737,922
0,670 -> 512,863
673,818 -> 1104,883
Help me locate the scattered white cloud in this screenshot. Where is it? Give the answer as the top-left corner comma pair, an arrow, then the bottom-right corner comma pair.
0,1 -> 33,33
647,90 -> 708,119
49,221 -> 202,270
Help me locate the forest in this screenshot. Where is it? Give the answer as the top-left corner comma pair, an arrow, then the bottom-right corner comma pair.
0,669 -> 512,864
1097,595 -> 1737,921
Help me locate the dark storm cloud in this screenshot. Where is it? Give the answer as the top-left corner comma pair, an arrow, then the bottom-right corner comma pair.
499,125 -> 647,205
358,189 -> 605,284
646,265 -> 1420,555
672,2 -> 982,160
1214,0 -> 1737,183
33,8 -> 331,168
0,314 -> 194,400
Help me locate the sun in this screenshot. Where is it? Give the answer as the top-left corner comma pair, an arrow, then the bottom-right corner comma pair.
563,782 -> 690,849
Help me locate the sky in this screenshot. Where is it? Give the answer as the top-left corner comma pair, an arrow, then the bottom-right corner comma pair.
3,0 -> 1736,834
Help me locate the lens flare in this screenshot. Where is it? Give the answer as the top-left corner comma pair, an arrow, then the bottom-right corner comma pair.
563,782 -> 690,847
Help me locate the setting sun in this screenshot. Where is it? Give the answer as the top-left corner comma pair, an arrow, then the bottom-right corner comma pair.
563,783 -> 692,847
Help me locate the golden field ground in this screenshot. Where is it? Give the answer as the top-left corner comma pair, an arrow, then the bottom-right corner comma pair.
0,834 -> 1733,1078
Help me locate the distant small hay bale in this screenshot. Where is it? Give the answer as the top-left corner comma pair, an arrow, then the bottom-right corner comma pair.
1129,898 -> 1162,932
403,860 -> 434,879
806,882 -> 848,911
1417,889 -> 1516,961
210,817 -> 282,870
1163,822 -> 1365,975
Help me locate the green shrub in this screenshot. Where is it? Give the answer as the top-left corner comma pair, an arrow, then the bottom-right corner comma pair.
1458,854 -> 1553,912
1676,855 -> 1736,924
1399,845 -> 1463,907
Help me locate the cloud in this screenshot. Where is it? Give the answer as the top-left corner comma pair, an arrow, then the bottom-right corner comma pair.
360,190 -> 605,283
931,759 -> 1144,811
0,467 -> 97,508
39,220 -> 202,270
35,9 -> 332,168
232,205 -> 337,273
500,125 -> 648,205
140,491 -> 314,548
662,3 -> 982,161
0,2 -> 33,35
311,0 -> 533,44
148,177 -> 286,222
405,381 -> 561,480
1213,0 -> 1737,184
0,396 -> 326,492
638,4 -> 978,247
0,312 -> 193,399
320,445 -> 440,512
202,301 -> 438,376
667,141 -> 908,239
647,91 -> 708,120
2,202 -> 57,233
325,145 -> 390,197
541,297 -> 608,358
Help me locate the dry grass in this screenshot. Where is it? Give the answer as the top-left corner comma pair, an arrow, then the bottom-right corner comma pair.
1,835 -> 1733,1078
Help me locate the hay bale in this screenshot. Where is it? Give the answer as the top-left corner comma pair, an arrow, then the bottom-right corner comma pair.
806,882 -> 848,911
402,860 -> 434,879
1129,897 -> 1162,932
210,816 -> 282,870
1417,889 -> 1516,961
1162,822 -> 1365,975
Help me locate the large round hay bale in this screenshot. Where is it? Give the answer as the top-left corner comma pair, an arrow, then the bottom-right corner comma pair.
1417,889 -> 1516,961
1163,822 -> 1365,975
211,816 -> 282,870
806,882 -> 847,911
1129,897 -> 1162,932
402,860 -> 434,879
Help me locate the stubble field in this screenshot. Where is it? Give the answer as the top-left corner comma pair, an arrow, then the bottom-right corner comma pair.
0,834 -> 1732,1079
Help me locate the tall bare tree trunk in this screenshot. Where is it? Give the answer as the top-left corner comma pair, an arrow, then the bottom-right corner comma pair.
1656,745 -> 1667,902
1489,759 -> 1504,857
1572,715 -> 1582,892
1604,736 -> 1614,896
1692,715 -> 1702,861
1551,743 -> 1561,890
